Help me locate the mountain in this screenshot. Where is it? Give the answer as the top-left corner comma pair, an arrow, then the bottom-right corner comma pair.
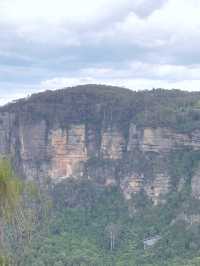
1,85 -> 200,203
3,85 -> 200,265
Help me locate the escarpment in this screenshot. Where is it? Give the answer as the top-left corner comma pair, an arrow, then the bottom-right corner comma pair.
1,85 -> 200,204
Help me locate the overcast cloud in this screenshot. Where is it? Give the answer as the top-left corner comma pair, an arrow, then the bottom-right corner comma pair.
0,0 -> 200,104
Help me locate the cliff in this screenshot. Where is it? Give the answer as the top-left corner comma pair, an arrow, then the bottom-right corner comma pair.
1,85 -> 200,204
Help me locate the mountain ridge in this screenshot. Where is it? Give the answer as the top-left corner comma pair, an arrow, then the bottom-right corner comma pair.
0,85 -> 200,203
2,85 -> 200,265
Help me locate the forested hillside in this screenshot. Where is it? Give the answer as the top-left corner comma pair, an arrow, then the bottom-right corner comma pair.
2,85 -> 200,265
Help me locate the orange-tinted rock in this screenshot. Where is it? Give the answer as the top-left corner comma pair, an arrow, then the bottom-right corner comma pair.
49,125 -> 87,180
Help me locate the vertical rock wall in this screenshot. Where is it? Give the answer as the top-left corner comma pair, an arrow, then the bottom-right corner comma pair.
1,112 -> 200,203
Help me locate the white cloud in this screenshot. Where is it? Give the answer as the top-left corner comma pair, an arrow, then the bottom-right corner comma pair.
38,76 -> 200,93
0,0 -> 164,24
0,0 -> 167,46
39,63 -> 200,92
96,0 -> 200,52
1,0 -> 200,105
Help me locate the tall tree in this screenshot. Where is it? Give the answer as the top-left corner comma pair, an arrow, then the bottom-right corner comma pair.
105,223 -> 121,252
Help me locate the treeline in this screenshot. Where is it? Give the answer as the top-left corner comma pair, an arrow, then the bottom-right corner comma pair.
1,85 -> 200,132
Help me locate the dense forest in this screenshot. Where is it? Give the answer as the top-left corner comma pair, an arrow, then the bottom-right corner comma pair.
2,169 -> 200,265
2,85 -> 200,133
1,150 -> 200,265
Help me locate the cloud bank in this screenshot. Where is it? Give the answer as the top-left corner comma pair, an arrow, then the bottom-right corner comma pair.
0,0 -> 200,104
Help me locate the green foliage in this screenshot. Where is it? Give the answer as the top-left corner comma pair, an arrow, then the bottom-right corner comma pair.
0,158 -> 22,220
0,159 -> 24,264
4,140 -> 200,265
0,255 -> 9,266
3,85 -> 200,133
9,177 -> 200,266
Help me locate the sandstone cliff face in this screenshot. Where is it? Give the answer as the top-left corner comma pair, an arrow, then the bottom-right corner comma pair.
49,125 -> 87,180
128,125 -> 200,153
4,120 -> 200,203
1,86 -> 200,204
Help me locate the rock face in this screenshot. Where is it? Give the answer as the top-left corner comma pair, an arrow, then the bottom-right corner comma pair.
128,126 -> 200,153
49,125 -> 87,180
1,85 -> 200,204
101,126 -> 125,160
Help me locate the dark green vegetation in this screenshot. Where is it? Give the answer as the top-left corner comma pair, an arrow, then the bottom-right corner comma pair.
6,148 -> 200,266
5,151 -> 200,265
12,176 -> 200,266
2,85 -> 200,133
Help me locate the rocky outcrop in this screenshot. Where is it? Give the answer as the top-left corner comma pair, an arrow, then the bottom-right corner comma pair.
120,171 -> 170,205
19,120 -> 47,161
145,173 -> 171,205
3,117 -> 200,203
1,86 -> 200,204
49,125 -> 87,180
101,126 -> 125,160
128,124 -> 200,153
120,173 -> 144,200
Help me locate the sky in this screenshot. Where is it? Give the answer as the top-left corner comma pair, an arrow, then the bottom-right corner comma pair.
0,0 -> 200,104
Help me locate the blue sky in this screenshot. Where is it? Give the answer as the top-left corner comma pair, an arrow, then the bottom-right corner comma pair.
0,0 -> 200,104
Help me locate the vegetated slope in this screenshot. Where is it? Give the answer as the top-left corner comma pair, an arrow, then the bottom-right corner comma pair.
2,85 -> 200,265
3,84 -> 200,131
